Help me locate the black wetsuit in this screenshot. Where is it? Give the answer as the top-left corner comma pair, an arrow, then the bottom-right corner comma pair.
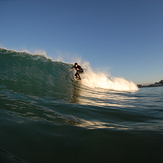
71,65 -> 83,80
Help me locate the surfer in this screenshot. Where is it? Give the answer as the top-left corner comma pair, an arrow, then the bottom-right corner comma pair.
70,63 -> 84,80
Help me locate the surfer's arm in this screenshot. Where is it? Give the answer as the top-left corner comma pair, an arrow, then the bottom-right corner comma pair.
70,67 -> 73,71
70,65 -> 75,71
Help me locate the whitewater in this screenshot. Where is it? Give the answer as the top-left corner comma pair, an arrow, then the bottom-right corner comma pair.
0,48 -> 163,163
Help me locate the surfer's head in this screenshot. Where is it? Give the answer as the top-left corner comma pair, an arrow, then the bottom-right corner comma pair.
74,63 -> 78,67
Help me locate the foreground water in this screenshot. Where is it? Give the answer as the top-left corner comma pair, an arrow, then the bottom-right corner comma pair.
0,48 -> 163,163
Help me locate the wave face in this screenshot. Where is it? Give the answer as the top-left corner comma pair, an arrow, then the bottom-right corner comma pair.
0,48 -> 74,100
0,48 -> 163,163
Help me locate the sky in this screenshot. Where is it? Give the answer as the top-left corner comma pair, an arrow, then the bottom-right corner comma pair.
0,0 -> 163,84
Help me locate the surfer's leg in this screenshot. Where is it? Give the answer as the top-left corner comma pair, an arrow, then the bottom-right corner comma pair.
75,72 -> 81,80
78,73 -> 81,80
75,72 -> 79,79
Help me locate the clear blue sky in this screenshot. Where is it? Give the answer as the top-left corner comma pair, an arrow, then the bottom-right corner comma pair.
1,0 -> 163,84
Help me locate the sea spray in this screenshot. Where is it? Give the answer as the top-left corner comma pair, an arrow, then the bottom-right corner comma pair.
67,59 -> 138,91
81,66 -> 138,91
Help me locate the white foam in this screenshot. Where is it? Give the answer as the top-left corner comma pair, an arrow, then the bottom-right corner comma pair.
81,65 -> 138,91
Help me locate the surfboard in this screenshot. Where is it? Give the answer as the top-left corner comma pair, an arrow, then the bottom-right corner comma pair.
73,77 -> 82,81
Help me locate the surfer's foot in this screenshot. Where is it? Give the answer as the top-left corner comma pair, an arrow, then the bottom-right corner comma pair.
75,77 -> 81,80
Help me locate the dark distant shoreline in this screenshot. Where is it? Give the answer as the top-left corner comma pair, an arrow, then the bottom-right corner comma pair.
137,84 -> 163,88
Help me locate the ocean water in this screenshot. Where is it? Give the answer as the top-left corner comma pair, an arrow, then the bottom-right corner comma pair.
0,48 -> 163,163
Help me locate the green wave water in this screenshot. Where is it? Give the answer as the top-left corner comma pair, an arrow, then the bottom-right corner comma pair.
0,48 -> 163,163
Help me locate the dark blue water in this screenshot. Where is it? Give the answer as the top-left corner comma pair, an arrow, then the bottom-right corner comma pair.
0,48 -> 163,163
